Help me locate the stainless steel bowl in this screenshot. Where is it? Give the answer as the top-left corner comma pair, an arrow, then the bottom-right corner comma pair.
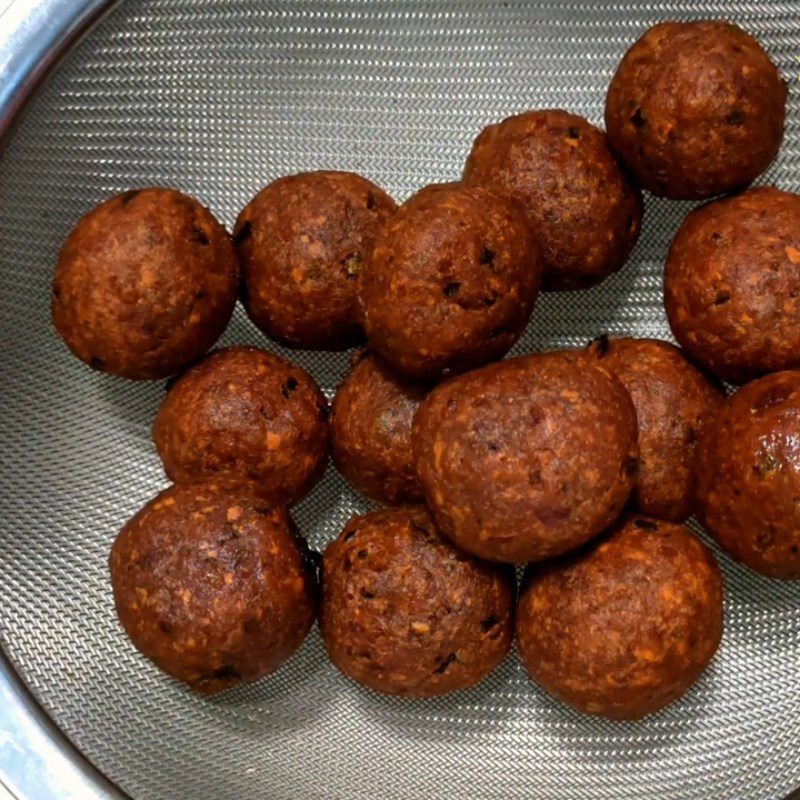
1,2 -> 799,798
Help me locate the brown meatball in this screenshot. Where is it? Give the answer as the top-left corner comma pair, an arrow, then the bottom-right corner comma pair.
320,505 -> 513,697
694,370 -> 800,579
330,350 -> 426,505
516,514 -> 723,720
359,183 -> 541,381
586,336 -> 723,522
463,109 -> 643,291
605,21 -> 786,200
52,187 -> 238,380
412,351 -> 638,563
234,171 -> 397,350
665,187 -> 800,384
109,483 -> 317,695
153,346 -> 329,506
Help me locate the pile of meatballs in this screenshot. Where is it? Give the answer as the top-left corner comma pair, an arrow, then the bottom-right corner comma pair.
51,20 -> 799,720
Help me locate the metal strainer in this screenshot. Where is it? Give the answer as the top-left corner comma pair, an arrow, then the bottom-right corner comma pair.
1,1 -> 799,798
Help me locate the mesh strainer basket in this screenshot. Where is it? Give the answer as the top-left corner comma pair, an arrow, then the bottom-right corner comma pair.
0,1 -> 799,798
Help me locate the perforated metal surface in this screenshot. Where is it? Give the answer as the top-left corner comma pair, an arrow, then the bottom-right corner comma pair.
0,1 -> 799,798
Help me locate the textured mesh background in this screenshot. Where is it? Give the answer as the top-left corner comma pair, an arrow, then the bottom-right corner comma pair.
0,1 -> 799,798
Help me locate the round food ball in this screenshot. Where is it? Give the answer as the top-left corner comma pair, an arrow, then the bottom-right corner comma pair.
605,21 -> 786,200
586,336 -> 723,522
109,483 -> 317,695
234,171 -> 397,350
153,346 -> 329,506
665,187 -> 800,384
516,514 -> 723,720
463,109 -> 643,291
359,183 -> 541,380
320,505 -> 513,697
695,370 -> 800,579
412,351 -> 638,563
52,187 -> 238,379
330,350 -> 426,505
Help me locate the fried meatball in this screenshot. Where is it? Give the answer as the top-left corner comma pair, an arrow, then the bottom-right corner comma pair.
516,514 -> 723,720
153,346 -> 329,506
109,483 -> 317,695
234,171 -> 397,350
330,350 -> 426,505
359,183 -> 541,381
52,187 -> 238,379
320,505 -> 513,697
694,370 -> 800,579
463,109 -> 643,291
412,351 -> 638,563
605,21 -> 786,200
586,336 -> 723,521
665,187 -> 800,384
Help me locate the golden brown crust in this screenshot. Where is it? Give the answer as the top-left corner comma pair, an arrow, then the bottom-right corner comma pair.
605,21 -> 786,200
358,183 -> 541,380
109,483 -> 317,695
52,187 -> 239,379
330,351 -> 426,505
153,346 -> 330,506
234,171 -> 397,350
586,337 -> 723,521
516,514 -> 723,720
694,370 -> 800,579
463,109 -> 643,291
319,505 -> 513,697
412,351 -> 638,563
665,187 -> 800,384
